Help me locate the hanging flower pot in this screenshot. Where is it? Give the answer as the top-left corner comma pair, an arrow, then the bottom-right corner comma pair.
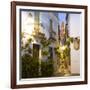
73,37 -> 80,50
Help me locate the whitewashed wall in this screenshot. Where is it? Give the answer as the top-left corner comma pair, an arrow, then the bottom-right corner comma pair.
69,14 -> 81,74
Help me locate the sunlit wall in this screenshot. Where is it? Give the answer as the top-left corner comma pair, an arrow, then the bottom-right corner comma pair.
69,14 -> 81,74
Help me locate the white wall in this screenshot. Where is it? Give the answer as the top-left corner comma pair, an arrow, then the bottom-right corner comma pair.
69,14 -> 81,74
0,0 -> 89,90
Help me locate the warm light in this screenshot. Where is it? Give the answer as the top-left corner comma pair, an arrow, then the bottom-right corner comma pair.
60,45 -> 67,50
23,17 -> 34,35
22,14 -> 35,43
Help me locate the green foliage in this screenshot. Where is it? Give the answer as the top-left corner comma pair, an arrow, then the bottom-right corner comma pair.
54,47 -> 60,58
21,32 -> 54,78
67,37 -> 73,43
21,35 -> 39,78
21,32 -> 24,38
64,47 -> 70,56
27,38 -> 32,43
22,54 -> 39,78
55,45 -> 70,60
70,37 -> 73,43
40,38 -> 51,48
42,50 -> 49,56
41,59 -> 54,77
21,34 -> 32,50
65,37 -> 73,46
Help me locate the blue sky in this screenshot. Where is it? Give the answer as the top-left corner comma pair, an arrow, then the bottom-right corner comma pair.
58,13 -> 66,25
